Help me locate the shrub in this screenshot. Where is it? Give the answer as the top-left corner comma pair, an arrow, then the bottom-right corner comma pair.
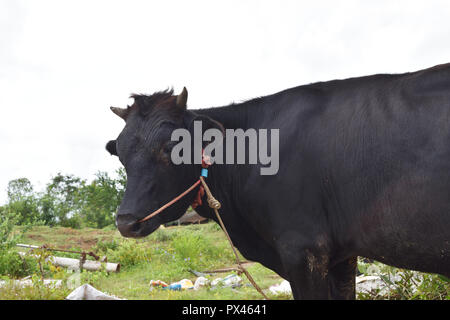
94,239 -> 120,253
171,232 -> 232,271
79,269 -> 109,287
106,240 -> 151,267
148,228 -> 179,243
0,250 -> 39,278
0,210 -> 40,277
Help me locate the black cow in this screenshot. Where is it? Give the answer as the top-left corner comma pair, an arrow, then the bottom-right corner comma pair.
106,63 -> 450,299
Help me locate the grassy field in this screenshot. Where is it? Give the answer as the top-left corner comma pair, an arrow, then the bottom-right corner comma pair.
0,223 -> 448,300
1,223 -> 289,300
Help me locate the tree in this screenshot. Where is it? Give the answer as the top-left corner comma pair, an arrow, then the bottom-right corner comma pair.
78,170 -> 124,228
3,168 -> 127,229
37,193 -> 58,226
43,173 -> 85,228
5,178 -> 39,224
7,178 -> 34,202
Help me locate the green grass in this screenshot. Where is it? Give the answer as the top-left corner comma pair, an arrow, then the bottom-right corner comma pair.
1,223 -> 286,300
1,223 -> 448,300
13,225 -> 120,250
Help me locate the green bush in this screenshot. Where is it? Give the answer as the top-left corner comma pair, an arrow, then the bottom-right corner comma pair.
94,239 -> 120,253
171,232 -> 233,271
0,250 -> 39,278
0,211 -> 21,249
148,228 -> 179,243
0,210 -> 37,277
79,269 -> 109,287
106,240 -> 151,267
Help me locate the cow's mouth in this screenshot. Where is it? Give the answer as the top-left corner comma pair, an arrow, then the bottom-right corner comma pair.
116,214 -> 160,238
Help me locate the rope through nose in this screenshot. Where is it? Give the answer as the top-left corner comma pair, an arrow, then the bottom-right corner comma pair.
137,179 -> 202,223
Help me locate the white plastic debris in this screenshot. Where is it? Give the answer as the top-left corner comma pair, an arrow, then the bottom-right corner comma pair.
0,279 -> 62,289
193,276 -> 209,290
222,274 -> 242,287
65,284 -> 123,300
211,277 -> 222,287
355,273 -> 422,296
269,280 -> 292,295
211,274 -> 242,288
356,275 -> 386,294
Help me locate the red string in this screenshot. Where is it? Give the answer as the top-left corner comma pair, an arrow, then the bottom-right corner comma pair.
138,151 -> 212,223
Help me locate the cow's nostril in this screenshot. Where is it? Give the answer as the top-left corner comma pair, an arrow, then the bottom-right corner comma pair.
116,214 -> 141,237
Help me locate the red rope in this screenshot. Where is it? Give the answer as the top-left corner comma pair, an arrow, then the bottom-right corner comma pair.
138,151 -> 211,223
138,179 -> 202,223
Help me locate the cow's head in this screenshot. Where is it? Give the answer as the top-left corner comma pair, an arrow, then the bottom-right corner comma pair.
106,88 -> 222,238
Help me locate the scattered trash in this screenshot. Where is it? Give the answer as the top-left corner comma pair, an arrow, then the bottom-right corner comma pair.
66,284 -> 123,300
356,275 -> 385,294
269,280 -> 292,295
211,274 -> 242,288
355,273 -> 422,296
164,279 -> 194,291
193,276 -> 209,290
222,274 -> 242,288
149,273 -> 243,293
149,280 -> 168,290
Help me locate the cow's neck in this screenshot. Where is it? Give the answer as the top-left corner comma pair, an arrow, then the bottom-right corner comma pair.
188,98 -> 287,274
190,101 -> 261,221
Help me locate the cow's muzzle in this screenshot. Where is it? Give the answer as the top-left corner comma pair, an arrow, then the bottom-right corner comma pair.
116,214 -> 142,237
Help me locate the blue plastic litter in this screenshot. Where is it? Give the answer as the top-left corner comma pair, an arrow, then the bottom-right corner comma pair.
164,283 -> 182,291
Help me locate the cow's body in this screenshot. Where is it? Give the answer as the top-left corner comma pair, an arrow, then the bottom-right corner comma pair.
108,63 -> 450,299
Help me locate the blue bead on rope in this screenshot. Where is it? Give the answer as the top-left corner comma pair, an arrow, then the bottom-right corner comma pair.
201,168 -> 208,178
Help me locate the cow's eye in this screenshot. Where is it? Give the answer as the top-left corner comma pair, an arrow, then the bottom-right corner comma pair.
155,141 -> 176,165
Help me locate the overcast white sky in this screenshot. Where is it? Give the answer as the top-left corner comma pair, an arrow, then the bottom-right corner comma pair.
1,0 -> 450,204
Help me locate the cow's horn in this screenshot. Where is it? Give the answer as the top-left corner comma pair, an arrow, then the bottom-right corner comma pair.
110,106 -> 129,120
176,87 -> 188,108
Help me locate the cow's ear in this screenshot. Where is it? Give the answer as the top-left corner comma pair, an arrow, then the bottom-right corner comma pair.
106,140 -> 118,156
